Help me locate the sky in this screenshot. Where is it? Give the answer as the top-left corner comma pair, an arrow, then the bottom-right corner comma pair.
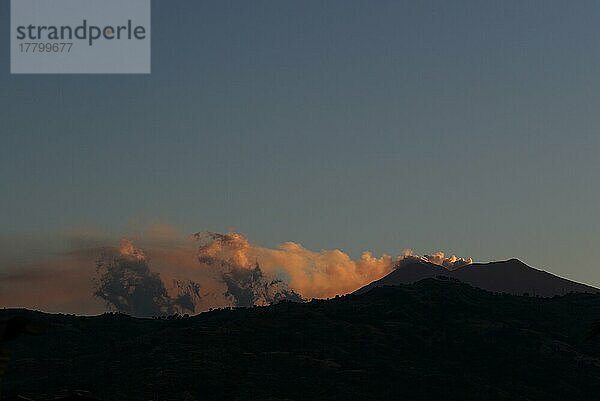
1,0 -> 600,298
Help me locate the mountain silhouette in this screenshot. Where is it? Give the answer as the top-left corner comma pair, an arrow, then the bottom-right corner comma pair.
356,258 -> 599,296
2,279 -> 600,400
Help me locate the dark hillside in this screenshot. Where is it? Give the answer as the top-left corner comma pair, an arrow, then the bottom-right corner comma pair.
2,279 -> 600,401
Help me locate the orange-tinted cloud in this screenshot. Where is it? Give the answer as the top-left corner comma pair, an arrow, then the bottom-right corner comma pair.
0,227 -> 473,315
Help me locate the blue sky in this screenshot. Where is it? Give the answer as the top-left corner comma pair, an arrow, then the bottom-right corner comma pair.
1,0 -> 599,287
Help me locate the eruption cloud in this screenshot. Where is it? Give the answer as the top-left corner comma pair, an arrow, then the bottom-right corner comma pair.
192,232 -> 472,301
194,232 -> 395,300
0,228 -> 473,316
398,249 -> 473,271
94,240 -> 201,316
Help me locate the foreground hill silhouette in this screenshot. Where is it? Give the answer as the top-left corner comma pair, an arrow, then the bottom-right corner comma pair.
2,279 -> 600,400
356,259 -> 599,296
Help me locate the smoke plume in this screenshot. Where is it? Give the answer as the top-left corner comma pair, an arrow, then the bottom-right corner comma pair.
398,249 -> 473,270
0,228 -> 473,316
94,240 -> 201,316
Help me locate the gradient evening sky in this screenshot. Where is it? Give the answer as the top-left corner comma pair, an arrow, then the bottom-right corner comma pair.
1,1 -> 599,287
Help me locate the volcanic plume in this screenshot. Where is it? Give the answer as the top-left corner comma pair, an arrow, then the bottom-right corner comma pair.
0,228 -> 476,315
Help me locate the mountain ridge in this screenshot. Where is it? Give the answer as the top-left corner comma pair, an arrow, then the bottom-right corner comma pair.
355,258 -> 599,297
2,278 -> 600,401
